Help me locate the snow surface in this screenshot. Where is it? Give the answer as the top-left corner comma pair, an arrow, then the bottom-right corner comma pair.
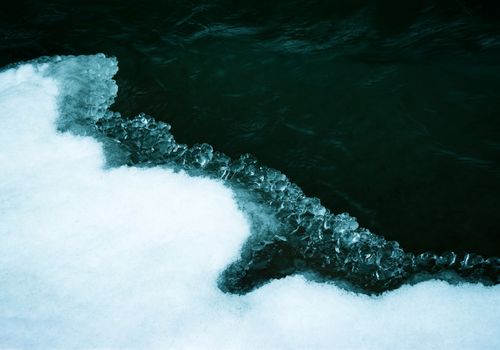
0,56 -> 499,349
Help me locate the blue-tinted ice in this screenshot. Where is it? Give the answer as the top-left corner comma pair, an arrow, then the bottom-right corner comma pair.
44,54 -> 499,295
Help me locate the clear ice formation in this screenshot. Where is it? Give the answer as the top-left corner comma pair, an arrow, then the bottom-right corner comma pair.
47,54 -> 499,295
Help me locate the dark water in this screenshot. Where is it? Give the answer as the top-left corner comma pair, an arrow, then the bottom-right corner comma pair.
2,0 -> 499,256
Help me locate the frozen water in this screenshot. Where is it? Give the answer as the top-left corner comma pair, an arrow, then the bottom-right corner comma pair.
0,55 -> 499,349
94,75 -> 498,296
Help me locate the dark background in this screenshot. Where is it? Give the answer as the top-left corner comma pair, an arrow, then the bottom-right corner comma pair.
2,0 -> 499,256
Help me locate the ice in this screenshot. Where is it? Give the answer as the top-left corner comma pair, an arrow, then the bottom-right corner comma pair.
0,54 -> 499,349
95,90 -> 498,296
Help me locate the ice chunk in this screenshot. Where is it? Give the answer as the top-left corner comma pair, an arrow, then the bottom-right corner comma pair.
1,54 -> 499,349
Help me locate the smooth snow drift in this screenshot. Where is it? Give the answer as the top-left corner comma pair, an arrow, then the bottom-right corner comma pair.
0,55 -> 499,349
